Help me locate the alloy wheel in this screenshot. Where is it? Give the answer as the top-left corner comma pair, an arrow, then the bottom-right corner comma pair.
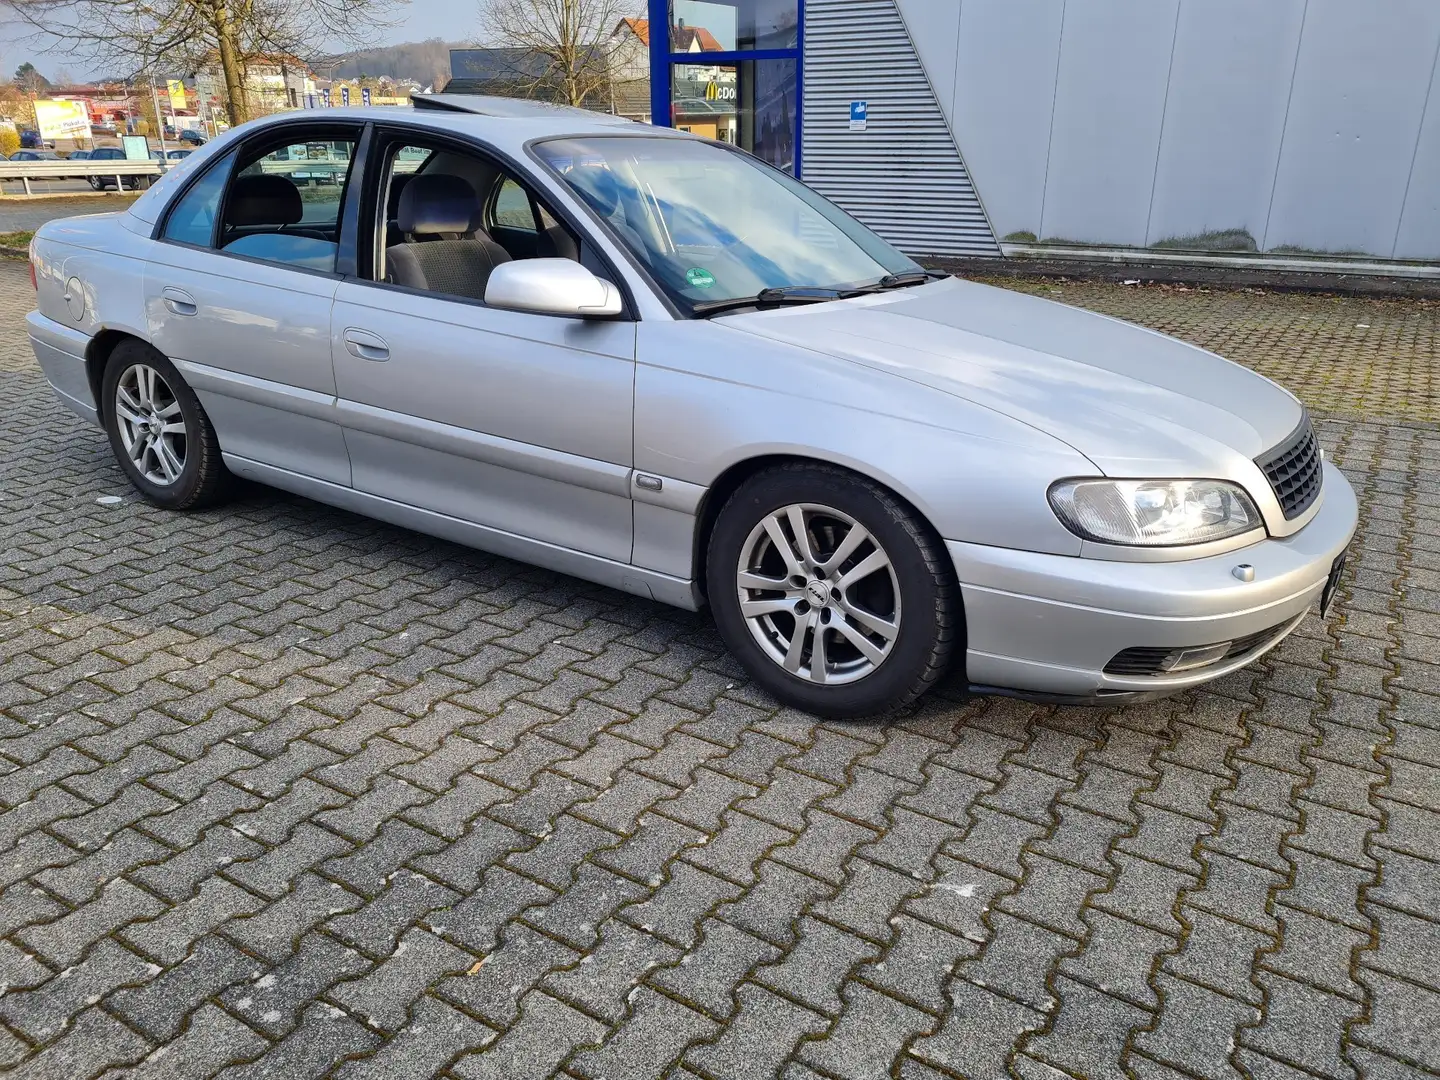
735,502 -> 901,685
114,363 -> 187,486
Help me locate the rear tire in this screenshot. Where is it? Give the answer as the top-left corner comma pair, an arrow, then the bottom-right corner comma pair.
706,463 -> 959,718
101,341 -> 232,510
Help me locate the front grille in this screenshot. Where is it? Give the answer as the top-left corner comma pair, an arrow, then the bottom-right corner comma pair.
1256,415 -> 1323,520
1104,618 -> 1296,678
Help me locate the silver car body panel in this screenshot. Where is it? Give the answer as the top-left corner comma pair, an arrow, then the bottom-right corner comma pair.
26,105 -> 1359,702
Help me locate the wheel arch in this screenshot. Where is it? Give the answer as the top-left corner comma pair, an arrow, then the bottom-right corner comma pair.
691,451 -> 960,607
84,329 -> 152,418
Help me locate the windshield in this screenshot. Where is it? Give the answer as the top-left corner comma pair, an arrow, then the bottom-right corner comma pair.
533,136 -> 921,314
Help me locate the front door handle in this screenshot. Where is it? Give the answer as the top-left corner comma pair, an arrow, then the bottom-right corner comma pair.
343,327 -> 390,362
161,287 -> 197,316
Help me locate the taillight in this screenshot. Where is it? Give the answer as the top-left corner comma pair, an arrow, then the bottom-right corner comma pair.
28,244 -> 36,291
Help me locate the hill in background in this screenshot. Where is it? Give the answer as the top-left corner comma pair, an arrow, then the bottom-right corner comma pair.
325,39 -> 465,86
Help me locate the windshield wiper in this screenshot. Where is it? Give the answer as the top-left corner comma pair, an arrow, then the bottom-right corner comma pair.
692,286 -> 849,318
865,269 -> 950,291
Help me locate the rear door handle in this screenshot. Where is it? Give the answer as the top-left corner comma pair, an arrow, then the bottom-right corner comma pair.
161,287 -> 197,316
343,327 -> 390,362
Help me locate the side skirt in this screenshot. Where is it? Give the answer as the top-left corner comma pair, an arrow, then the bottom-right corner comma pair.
222,453 -> 703,612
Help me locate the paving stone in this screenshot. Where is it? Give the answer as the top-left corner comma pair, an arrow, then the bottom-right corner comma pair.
327,868 -> 460,956
540,919 -> 675,1024
752,916 -> 880,1016
109,934 -> 261,1039
572,987 -> 717,1080
0,937 -> 157,1041
619,862 -> 742,949
1352,969 -> 1440,1072
430,865 -> 556,953
649,918 -> 781,1020
4,1005 -> 152,1079
860,915 -> 976,1014
685,982 -> 827,1080
16,877 -> 165,967
715,859 -> 835,947
450,990 -> 602,1080
1240,972 -> 1362,1080
911,978 -> 1046,1078
223,931 -> 371,1037
340,993 -> 498,1079
224,871 -> 364,963
1024,977 -> 1154,1080
31,827 -> 167,903
219,1000 -> 383,1080
329,926 -> 475,1031
1164,909 -> 1271,1005
1133,973 -> 1259,1080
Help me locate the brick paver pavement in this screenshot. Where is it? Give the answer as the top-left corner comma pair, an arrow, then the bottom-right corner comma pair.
0,259 -> 1436,1079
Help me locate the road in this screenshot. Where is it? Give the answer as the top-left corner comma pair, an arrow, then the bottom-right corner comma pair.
0,257 -> 1436,1079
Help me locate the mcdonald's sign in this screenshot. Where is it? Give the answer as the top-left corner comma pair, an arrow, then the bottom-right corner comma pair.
704,80 -> 736,102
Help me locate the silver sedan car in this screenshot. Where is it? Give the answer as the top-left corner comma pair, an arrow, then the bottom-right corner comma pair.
26,98 -> 1358,718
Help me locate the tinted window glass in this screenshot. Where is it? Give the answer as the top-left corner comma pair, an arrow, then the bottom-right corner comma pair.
162,150 -> 234,246
494,179 -> 535,232
220,136 -> 357,271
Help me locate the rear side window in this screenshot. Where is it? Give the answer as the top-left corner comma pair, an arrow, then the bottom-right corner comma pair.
162,150 -> 235,247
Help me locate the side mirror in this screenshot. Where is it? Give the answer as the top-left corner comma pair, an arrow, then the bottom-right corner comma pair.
484,258 -> 624,318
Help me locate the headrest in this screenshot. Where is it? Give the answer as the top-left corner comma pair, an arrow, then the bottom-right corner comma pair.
228,174 -> 303,226
386,172 -> 413,219
398,174 -> 481,235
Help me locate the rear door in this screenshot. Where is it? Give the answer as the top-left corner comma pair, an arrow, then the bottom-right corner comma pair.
142,123 -> 362,485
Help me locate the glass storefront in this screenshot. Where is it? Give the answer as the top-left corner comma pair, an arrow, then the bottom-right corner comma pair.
650,0 -> 802,175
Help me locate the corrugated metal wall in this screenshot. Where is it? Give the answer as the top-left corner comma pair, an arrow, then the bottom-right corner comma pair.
801,0 -> 1000,258
913,0 -> 1440,261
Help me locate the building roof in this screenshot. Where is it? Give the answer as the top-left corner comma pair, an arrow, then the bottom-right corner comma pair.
614,17 -> 725,53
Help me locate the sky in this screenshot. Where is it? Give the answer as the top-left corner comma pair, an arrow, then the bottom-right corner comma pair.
1,0 -> 476,86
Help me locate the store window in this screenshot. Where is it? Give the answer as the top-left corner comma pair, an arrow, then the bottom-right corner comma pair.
670,58 -> 797,173
669,0 -> 798,51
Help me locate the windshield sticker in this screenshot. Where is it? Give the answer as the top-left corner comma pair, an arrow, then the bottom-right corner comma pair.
685,267 -> 716,290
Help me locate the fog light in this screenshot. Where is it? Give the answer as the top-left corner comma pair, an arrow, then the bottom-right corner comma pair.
1159,642 -> 1232,673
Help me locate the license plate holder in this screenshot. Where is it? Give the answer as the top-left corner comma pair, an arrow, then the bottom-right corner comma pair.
1320,550 -> 1348,618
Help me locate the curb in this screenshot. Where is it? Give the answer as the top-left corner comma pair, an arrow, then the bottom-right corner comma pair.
924,255 -> 1440,299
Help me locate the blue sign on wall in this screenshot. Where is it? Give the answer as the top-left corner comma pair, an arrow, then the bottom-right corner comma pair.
361,87 -> 372,106
850,101 -> 868,131
341,87 -> 350,106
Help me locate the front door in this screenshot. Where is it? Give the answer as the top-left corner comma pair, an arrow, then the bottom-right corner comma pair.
142,127 -> 361,486
330,132 -> 636,564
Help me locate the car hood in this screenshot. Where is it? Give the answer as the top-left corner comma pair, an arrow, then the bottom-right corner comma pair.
723,277 -> 1302,475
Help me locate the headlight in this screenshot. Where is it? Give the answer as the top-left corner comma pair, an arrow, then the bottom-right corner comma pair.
1048,478 -> 1263,547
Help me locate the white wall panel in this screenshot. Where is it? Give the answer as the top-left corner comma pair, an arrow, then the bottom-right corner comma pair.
1146,0 -> 1305,249
1391,37 -> 1440,259
1265,0 -> 1440,255
1040,0 -> 1181,245
894,0 -> 962,132
948,0 -> 1064,241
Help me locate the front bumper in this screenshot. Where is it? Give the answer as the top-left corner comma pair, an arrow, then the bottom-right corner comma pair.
949,459 -> 1358,700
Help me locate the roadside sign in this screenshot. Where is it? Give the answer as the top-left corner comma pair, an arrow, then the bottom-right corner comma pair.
321,88 -> 331,106
361,87 -> 371,106
121,135 -> 149,160
306,93 -> 317,109
34,99 -> 92,141
341,86 -> 350,107
850,101 -> 868,131
167,80 -> 187,110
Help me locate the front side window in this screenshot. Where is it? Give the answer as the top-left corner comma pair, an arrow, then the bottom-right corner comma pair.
373,138 -> 581,302
218,135 -> 358,272
162,150 -> 236,247
534,136 -> 918,314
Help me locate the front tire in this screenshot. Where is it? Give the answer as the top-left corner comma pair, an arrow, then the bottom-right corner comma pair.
101,341 -> 231,510
706,463 -> 959,718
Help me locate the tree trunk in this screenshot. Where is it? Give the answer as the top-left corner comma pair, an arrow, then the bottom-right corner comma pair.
214,4 -> 248,126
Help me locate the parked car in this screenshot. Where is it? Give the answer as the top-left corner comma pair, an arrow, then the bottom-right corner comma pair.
164,148 -> 191,160
18,129 -> 46,149
179,129 -> 207,146
5,149 -> 59,160
22,101 -> 1359,718
85,146 -> 144,189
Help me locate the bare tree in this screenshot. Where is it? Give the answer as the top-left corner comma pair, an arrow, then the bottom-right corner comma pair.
1,0 -> 402,126
480,0 -> 637,108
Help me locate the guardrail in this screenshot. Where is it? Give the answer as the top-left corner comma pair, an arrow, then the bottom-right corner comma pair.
0,159 -> 165,194
0,155 -> 353,194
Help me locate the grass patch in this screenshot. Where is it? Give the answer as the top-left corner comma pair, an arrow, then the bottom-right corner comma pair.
1002,230 -> 1038,243
0,230 -> 33,251
1152,229 -> 1257,252
1270,244 -> 1371,258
